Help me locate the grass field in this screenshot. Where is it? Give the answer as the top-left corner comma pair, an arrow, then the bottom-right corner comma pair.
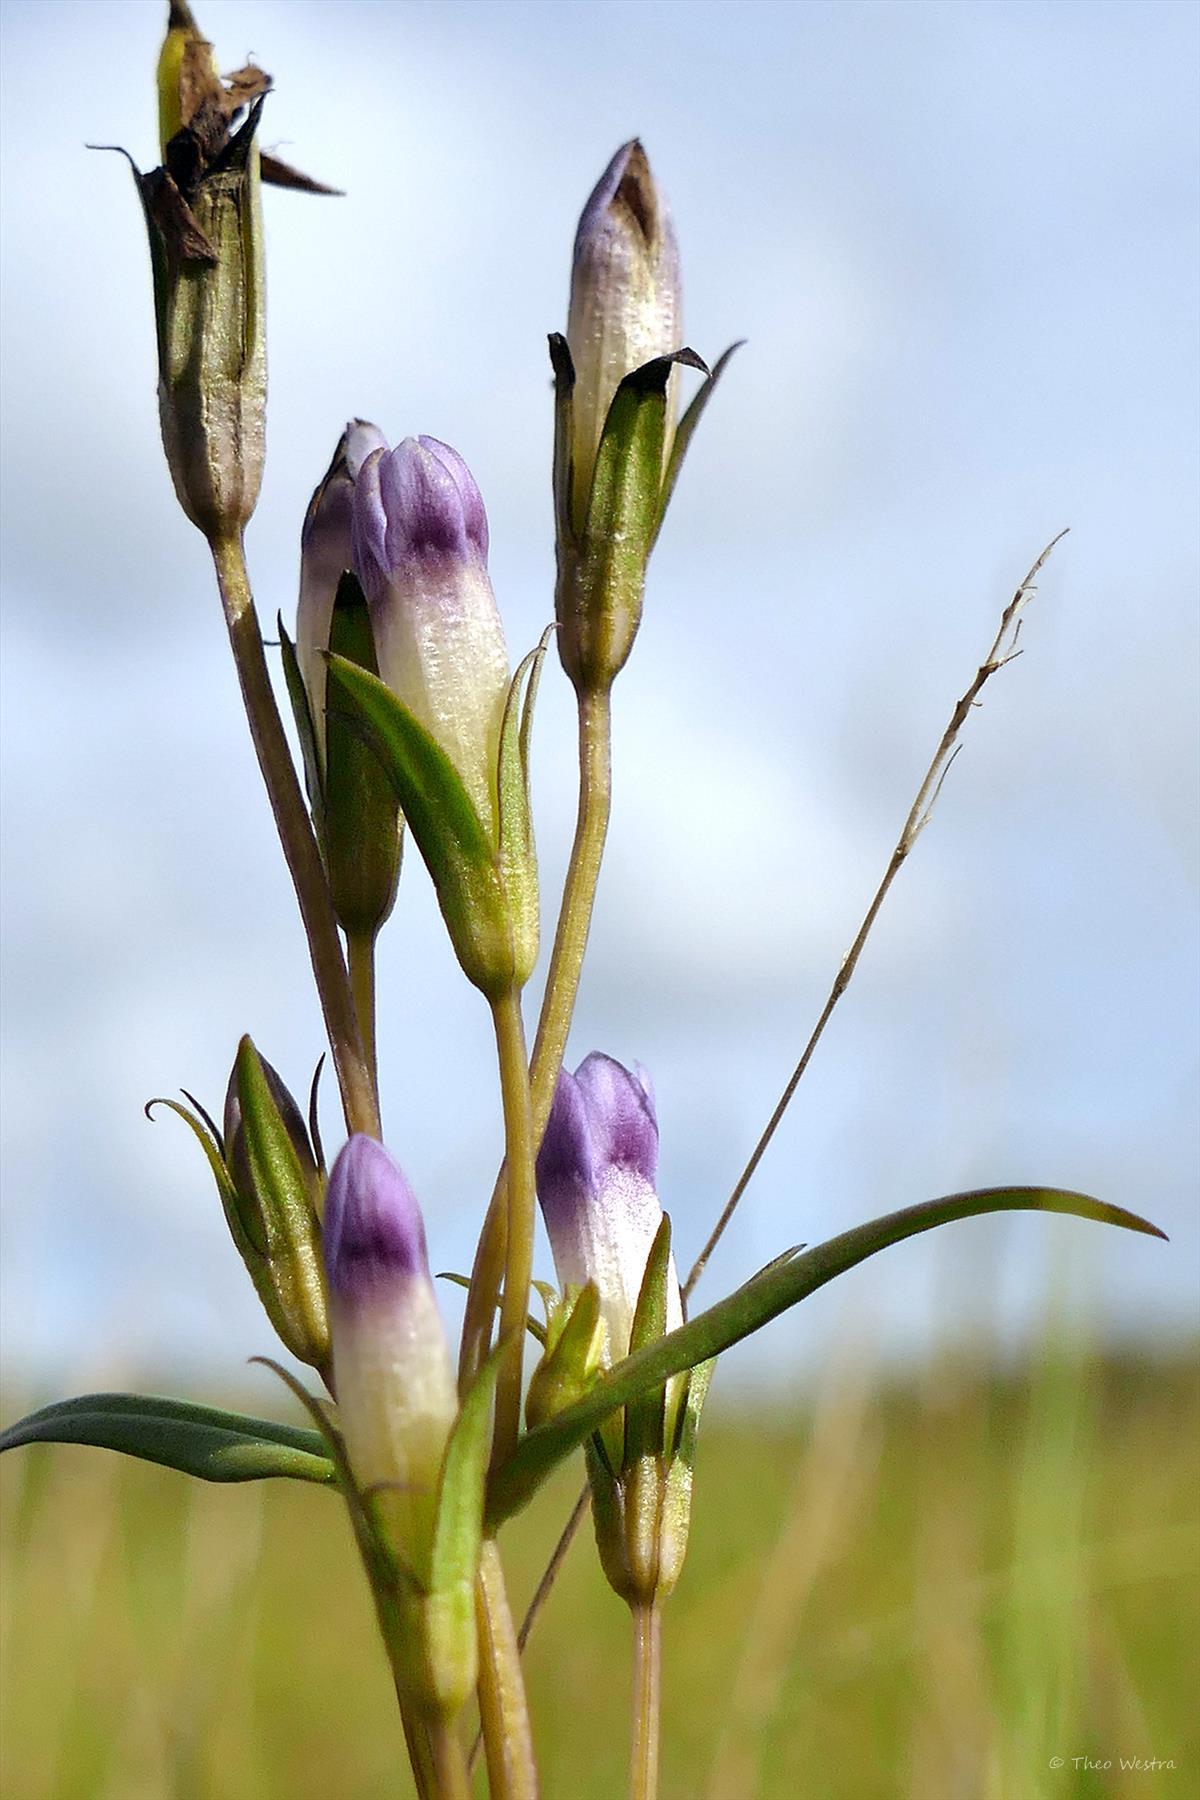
2,1344 -> 1196,1800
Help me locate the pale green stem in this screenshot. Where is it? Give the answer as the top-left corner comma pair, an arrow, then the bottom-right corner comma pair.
473,1536 -> 540,1798
395,1685 -> 435,1800
630,1602 -> 663,1800
458,688 -> 612,1388
528,685 -> 613,1129
208,533 -> 380,1139
427,1715 -> 472,1800
347,927 -> 379,1097
490,988 -> 537,1466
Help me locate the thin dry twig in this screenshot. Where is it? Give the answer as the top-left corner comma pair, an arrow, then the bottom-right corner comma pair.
494,530 -> 1068,1686
683,528 -> 1068,1298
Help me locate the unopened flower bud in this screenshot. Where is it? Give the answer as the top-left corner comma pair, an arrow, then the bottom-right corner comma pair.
538,1053 -> 706,1606
324,1136 -> 458,1573
567,140 -> 682,523
295,422 -> 402,939
298,421 -> 390,759
323,1134 -> 473,1712
222,1037 -> 329,1372
537,1054 -> 682,1366
351,436 -> 509,837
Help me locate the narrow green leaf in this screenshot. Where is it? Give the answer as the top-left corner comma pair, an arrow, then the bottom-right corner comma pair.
325,657 -> 511,992
657,339 -> 744,537
0,1393 -> 336,1486
429,1346 -> 504,1598
487,1186 -> 1165,1523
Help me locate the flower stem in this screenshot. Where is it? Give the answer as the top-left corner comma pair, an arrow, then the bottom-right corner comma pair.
209,532 -> 380,1139
347,927 -> 379,1095
474,1536 -> 540,1798
458,687 -> 612,1388
630,1601 -> 663,1800
427,1715 -> 472,1800
529,685 -> 612,1128
490,987 -> 536,1466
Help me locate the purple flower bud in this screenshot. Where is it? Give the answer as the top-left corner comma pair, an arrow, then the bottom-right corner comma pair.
567,141 -> 682,518
351,436 -> 510,835
324,1135 -> 457,1569
536,1054 -> 683,1364
296,421 -> 388,764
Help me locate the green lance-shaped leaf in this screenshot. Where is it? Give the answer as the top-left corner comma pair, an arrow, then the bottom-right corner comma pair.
325,654 -> 515,997
0,1393 -> 336,1486
487,1186 -> 1165,1524
656,339 -> 744,538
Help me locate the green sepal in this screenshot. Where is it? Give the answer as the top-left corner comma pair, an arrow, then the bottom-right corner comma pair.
228,1040 -> 329,1369
146,1093 -> 266,1285
487,1186 -> 1165,1524
278,615 -> 324,825
655,1355 -> 715,1599
233,1039 -> 319,1235
0,1392 -> 336,1486
560,347 -> 707,694
526,1281 -> 604,1431
429,1345 -> 505,1598
495,633 -> 550,989
623,1213 -> 673,1468
323,574 -> 405,939
656,339 -> 744,541
325,655 -> 515,997
548,332 -> 578,548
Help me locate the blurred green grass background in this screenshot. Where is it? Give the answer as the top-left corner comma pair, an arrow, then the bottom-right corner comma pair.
2,1341 -> 1196,1800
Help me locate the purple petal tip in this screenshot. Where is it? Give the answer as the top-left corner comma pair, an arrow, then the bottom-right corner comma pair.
323,1134 -> 430,1298
537,1052 -> 659,1231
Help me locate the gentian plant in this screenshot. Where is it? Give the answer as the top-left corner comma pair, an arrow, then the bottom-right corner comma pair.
1,6 -> 1167,1799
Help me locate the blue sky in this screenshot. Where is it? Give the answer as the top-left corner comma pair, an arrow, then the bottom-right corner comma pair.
1,0 -> 1197,1398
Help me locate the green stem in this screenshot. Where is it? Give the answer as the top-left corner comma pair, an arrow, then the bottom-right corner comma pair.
395,1685 -> 435,1800
490,988 -> 537,1466
529,685 -> 613,1129
473,1536 -> 539,1798
630,1602 -> 662,1800
347,927 -> 379,1096
209,533 -> 379,1139
457,687 -> 612,1389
